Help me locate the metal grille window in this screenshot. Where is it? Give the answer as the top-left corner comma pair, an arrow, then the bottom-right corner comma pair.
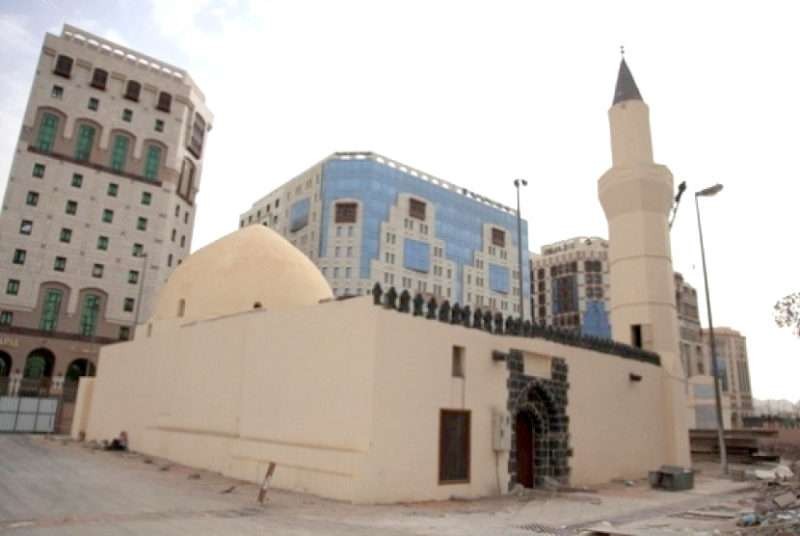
80,294 -> 100,336
33,163 -> 45,177
71,174 -> 83,188
132,243 -> 143,257
128,270 -> 139,284
110,135 -> 129,172
439,410 -> 470,483
141,192 -> 152,205
155,119 -> 164,132
39,289 -> 63,332
156,92 -> 172,113
88,97 -> 99,111
122,109 -> 133,122
36,113 -> 59,152
107,183 -> 119,197
492,228 -> 506,247
334,202 -> 357,223
102,209 -> 114,223
59,228 -> 72,243
90,68 -> 107,90
26,191 -> 39,206
97,236 -> 109,250
144,145 -> 161,180
409,198 -> 426,220
53,55 -> 73,78
53,256 -> 66,272
137,217 -> 148,231
124,80 -> 141,101
123,298 -> 135,312
66,200 -> 78,215
74,124 -> 96,161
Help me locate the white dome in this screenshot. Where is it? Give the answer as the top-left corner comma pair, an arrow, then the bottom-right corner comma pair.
152,225 -> 333,322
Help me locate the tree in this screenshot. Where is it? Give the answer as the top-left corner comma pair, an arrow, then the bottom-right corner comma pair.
774,292 -> 800,337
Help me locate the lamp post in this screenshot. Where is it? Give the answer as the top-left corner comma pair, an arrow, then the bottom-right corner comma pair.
695,183 -> 727,475
513,179 -> 528,322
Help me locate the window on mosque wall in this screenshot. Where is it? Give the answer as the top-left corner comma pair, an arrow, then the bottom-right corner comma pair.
439,410 -> 470,484
289,198 -> 310,232
489,264 -> 510,295
334,202 -> 357,224
403,238 -> 430,273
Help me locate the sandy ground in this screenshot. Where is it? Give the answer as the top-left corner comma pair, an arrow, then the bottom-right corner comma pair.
0,435 -> 768,535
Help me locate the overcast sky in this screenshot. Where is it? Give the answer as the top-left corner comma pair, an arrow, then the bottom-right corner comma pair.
1,1 -> 798,401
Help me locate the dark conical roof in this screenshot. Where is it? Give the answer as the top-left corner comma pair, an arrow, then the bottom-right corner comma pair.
612,58 -> 643,105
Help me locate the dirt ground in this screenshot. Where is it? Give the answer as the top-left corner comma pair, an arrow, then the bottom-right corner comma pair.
0,435 -> 794,535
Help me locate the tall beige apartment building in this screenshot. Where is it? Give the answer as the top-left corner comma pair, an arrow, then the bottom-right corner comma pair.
702,327 -> 753,427
0,25 -> 212,386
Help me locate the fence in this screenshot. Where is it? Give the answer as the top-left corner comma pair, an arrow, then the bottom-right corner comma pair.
0,375 -> 79,434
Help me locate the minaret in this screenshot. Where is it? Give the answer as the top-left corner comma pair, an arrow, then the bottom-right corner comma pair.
598,58 -> 690,466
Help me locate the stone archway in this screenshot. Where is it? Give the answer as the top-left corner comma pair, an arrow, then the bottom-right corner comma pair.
507,351 -> 571,490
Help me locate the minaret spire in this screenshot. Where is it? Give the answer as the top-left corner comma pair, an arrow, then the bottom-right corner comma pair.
613,57 -> 643,105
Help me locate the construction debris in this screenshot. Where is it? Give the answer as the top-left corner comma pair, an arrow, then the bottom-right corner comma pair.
735,478 -> 800,530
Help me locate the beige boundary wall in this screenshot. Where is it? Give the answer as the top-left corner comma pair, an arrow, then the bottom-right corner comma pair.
82,297 -> 674,503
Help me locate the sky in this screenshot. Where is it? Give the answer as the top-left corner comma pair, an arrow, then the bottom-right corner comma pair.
0,0 -> 798,401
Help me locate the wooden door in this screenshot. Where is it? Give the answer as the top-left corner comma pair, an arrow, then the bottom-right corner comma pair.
515,412 -> 535,488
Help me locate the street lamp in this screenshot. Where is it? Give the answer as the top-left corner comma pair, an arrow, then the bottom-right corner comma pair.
695,183 -> 727,475
513,179 -> 528,323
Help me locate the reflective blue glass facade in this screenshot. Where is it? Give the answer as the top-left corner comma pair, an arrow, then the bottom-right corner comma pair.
319,158 -> 530,306
489,263 -> 510,294
403,238 -> 431,273
289,198 -> 310,232
581,300 -> 611,339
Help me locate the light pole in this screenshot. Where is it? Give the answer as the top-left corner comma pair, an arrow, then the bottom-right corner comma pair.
695,183 -> 727,475
513,179 -> 528,322
134,252 -> 148,326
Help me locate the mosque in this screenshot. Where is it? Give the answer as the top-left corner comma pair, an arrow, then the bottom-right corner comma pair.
72,59 -> 691,503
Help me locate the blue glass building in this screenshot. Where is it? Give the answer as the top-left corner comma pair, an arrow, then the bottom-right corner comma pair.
241,152 -> 531,317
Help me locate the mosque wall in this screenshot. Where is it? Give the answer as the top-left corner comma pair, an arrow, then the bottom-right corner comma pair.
80,296 -> 674,503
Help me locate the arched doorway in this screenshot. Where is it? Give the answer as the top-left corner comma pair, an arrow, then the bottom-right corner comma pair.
65,358 -> 95,381
515,411 -> 536,488
0,351 -> 11,376
24,348 -> 55,379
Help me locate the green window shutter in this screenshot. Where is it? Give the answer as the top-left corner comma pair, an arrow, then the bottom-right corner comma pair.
144,145 -> 162,180
110,135 -> 129,172
39,289 -> 63,332
37,113 -> 59,152
80,294 -> 100,337
74,125 -> 96,161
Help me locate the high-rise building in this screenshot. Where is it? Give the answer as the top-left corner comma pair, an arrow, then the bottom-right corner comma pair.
674,272 -> 705,377
702,327 -> 753,427
529,236 -> 610,337
239,152 -> 531,317
0,25 -> 212,386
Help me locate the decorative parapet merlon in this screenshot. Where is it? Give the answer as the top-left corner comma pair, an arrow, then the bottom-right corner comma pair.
370,283 -> 661,367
